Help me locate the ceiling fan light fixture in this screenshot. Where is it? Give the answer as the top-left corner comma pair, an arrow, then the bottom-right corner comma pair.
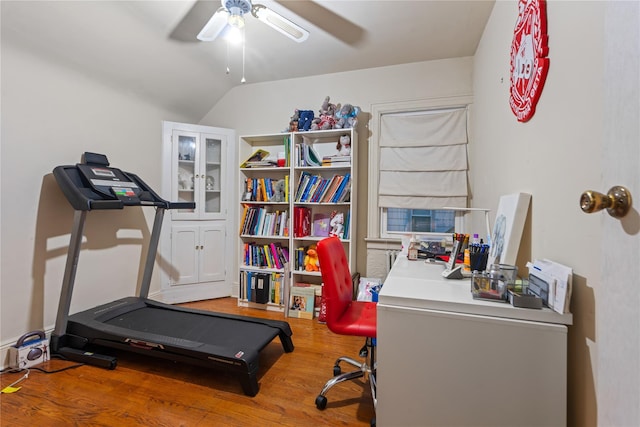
251,4 -> 309,43
224,24 -> 244,44
228,13 -> 245,29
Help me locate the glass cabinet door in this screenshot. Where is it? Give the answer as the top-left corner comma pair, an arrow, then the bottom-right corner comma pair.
203,136 -> 222,216
174,132 -> 198,217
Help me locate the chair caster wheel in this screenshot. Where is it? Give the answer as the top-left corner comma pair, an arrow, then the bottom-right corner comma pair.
333,365 -> 342,376
315,395 -> 327,410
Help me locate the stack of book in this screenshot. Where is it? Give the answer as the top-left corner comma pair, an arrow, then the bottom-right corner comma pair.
239,271 -> 286,305
322,155 -> 351,166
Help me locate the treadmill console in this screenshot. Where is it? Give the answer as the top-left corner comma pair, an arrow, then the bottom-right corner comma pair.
77,163 -> 142,205
54,152 -> 195,211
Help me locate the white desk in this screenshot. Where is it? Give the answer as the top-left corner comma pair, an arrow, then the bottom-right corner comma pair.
376,255 -> 572,427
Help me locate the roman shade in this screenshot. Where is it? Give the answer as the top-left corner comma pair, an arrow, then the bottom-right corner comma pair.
378,107 -> 468,209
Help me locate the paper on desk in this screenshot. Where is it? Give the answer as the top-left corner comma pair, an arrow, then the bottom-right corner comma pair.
527,259 -> 572,314
543,259 -> 572,314
527,261 -> 556,309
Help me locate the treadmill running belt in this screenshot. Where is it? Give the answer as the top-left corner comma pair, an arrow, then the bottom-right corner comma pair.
103,306 -> 276,350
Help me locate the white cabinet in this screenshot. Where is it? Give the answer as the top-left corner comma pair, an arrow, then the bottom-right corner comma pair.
377,256 -> 572,426
237,129 -> 357,313
160,121 -> 235,304
171,224 -> 226,285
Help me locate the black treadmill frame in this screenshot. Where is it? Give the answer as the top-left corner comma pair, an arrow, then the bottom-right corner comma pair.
50,157 -> 294,396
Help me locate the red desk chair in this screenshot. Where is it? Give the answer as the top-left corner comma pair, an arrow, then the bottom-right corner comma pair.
314,236 -> 377,418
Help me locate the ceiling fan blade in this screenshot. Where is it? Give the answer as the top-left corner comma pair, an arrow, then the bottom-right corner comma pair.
251,4 -> 309,43
273,0 -> 365,46
169,0 -> 221,43
197,8 -> 230,41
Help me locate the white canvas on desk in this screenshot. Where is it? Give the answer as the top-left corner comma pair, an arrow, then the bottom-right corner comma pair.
487,192 -> 531,267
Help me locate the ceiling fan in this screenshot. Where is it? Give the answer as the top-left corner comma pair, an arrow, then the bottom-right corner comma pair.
197,0 -> 309,43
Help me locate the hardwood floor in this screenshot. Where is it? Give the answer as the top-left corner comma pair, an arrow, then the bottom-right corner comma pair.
1,298 -> 375,426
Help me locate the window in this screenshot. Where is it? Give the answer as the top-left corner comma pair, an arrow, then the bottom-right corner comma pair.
385,208 -> 456,233
367,97 -> 473,240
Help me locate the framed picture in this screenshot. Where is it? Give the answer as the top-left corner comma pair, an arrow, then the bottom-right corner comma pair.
288,286 -> 315,320
487,193 -> 531,268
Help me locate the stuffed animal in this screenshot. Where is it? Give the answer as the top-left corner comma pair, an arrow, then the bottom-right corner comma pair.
311,96 -> 338,130
336,134 -> 351,156
269,179 -> 286,202
298,110 -> 315,131
304,244 -> 320,272
335,103 -> 360,129
288,110 -> 299,132
329,211 -> 344,238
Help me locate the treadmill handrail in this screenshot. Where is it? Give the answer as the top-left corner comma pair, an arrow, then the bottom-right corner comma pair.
168,201 -> 197,210
90,200 -> 125,210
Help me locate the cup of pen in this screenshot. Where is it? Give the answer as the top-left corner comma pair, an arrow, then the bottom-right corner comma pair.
469,244 -> 489,272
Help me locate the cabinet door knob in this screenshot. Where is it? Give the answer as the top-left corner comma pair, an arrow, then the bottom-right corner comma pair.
580,185 -> 632,218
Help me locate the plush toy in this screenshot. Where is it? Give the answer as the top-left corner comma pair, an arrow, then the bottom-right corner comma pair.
329,211 -> 344,238
311,96 -> 338,130
304,244 -> 320,272
336,134 -> 351,156
288,110 -> 299,132
335,103 -> 360,129
298,110 -> 315,131
269,179 -> 286,203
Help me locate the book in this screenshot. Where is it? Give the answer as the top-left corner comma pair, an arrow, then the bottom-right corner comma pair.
312,213 -> 331,237
294,171 -> 311,201
303,143 -> 322,167
322,155 -> 351,166
288,285 -> 315,319
321,176 -> 343,203
240,149 -> 275,168
293,206 -> 311,237
331,173 -> 350,203
255,273 -> 270,304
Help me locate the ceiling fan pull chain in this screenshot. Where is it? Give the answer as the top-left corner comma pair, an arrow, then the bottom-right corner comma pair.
241,26 -> 246,84
225,39 -> 231,74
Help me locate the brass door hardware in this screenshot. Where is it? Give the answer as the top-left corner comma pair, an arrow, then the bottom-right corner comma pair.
580,186 -> 632,218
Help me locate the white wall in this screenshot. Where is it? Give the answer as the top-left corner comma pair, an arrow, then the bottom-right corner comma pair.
0,42 -> 192,362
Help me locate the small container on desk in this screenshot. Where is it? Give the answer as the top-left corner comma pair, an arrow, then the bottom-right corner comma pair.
471,264 -> 518,302
471,271 -> 502,301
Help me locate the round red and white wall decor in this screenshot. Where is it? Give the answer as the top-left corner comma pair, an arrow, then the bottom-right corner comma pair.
509,0 -> 549,122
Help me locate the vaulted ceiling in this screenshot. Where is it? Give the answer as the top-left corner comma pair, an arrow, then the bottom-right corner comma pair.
2,1 -> 495,120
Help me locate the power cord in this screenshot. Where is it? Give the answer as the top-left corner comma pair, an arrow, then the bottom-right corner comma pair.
0,355 -> 85,393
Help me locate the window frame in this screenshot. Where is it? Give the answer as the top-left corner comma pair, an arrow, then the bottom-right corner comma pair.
367,96 -> 474,240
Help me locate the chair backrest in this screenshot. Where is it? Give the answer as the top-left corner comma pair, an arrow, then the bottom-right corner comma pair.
317,236 -> 353,332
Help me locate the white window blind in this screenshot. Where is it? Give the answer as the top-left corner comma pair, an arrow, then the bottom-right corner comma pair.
378,107 -> 469,210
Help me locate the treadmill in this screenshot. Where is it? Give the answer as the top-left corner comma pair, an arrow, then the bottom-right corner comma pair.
51,152 -> 294,396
